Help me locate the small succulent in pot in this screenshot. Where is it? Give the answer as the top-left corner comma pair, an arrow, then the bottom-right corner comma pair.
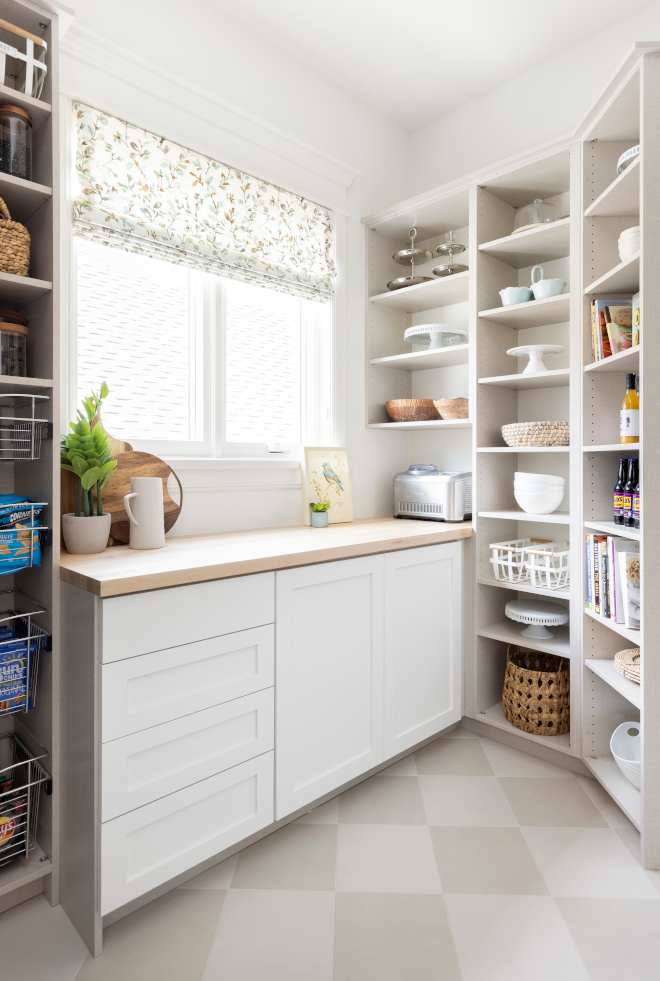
310,501 -> 330,527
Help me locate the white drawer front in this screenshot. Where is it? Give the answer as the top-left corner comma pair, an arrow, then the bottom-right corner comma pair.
101,572 -> 274,662
102,625 -> 274,741
100,752 -> 274,914
101,688 -> 274,821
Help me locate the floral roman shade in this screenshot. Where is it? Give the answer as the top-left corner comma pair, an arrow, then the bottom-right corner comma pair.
73,103 -> 335,300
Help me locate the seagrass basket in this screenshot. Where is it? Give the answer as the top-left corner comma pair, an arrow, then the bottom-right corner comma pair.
0,197 -> 30,277
614,647 -> 640,685
502,421 -> 569,447
502,645 -> 570,735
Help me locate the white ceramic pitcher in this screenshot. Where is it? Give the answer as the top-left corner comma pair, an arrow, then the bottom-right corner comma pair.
123,477 -> 165,550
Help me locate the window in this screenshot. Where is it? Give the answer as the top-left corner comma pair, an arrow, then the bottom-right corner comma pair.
75,239 -> 333,456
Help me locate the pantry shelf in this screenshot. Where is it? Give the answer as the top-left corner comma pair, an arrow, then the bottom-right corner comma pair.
585,658 -> 641,709
478,369 -> 570,390
584,253 -> 639,294
478,293 -> 570,329
477,701 -> 571,755
584,157 -> 639,218
583,443 -> 639,452
0,270 -> 52,306
0,376 -> 53,390
477,575 -> 570,600
585,345 -> 640,373
584,520 -> 640,541
477,446 -> 569,453
368,419 -> 472,431
478,510 -> 570,524
478,619 -> 570,657
0,83 -> 51,128
369,272 -> 469,313
584,757 -> 641,830
0,844 -> 51,898
584,607 -> 640,646
478,218 -> 571,267
0,172 -> 52,224
369,343 -> 470,371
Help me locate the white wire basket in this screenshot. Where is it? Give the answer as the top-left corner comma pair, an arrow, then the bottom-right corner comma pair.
489,538 -> 533,584
0,733 -> 49,866
0,591 -> 50,719
525,541 -> 570,591
0,394 -> 50,461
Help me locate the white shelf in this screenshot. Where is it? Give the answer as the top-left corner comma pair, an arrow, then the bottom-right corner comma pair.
478,293 -> 570,329
0,844 -> 51,898
583,443 -> 639,452
0,375 -> 53,389
584,253 -> 639,295
585,345 -> 640,373
370,343 -> 470,371
478,619 -> 570,658
477,701 -> 571,755
584,607 -> 640,646
478,218 -> 571,267
477,575 -> 570,600
368,419 -> 471,431
584,520 -> 640,541
584,758 -> 641,830
369,272 -> 469,313
0,83 -> 51,128
0,271 -> 52,307
477,446 -> 569,453
0,172 -> 52,224
585,158 -> 639,218
479,369 -> 570,390
585,659 -> 641,709
478,510 -> 570,524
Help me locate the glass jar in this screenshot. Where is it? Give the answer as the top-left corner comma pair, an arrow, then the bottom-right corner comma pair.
0,310 -> 27,376
512,198 -> 559,235
0,106 -> 32,181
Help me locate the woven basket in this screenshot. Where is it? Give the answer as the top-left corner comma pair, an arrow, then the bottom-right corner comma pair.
614,647 -> 641,685
0,197 -> 30,277
502,421 -> 569,447
502,645 -> 570,735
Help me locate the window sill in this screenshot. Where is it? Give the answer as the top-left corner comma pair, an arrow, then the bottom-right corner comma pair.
163,457 -> 301,471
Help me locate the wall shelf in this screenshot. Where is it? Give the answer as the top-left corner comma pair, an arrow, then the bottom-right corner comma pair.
585,658 -> 641,709
584,253 -> 639,294
0,82 -> 51,128
583,442 -> 639,452
0,844 -> 52,898
369,343 -> 470,371
478,619 -> 570,657
0,172 -> 52,223
478,509 -> 570,524
368,419 -> 471,431
478,218 -> 571,267
584,520 -> 640,541
0,375 -> 53,389
584,607 -> 640,646
477,575 -> 570,600
584,158 -> 639,218
0,270 -> 52,306
585,345 -> 640,373
584,758 -> 641,830
478,293 -> 570,329
477,446 -> 569,453
477,701 -> 571,755
369,272 -> 469,313
479,369 -> 570,390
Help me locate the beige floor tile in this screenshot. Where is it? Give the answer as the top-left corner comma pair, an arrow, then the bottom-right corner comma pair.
0,895 -> 87,981
179,854 -> 237,889
337,775 -> 426,824
614,828 -> 660,895
334,893 -> 460,981
480,738 -> 576,778
203,889 -> 334,981
440,725 -> 479,738
231,823 -> 336,890
500,777 -> 608,827
557,897 -> 660,981
523,827 -> 658,898
419,775 -> 517,827
380,754 -> 417,775
446,894 -> 591,981
415,737 -> 493,776
295,798 -> 339,823
431,827 -> 547,894
75,889 -> 226,981
576,775 -> 637,830
336,824 -> 442,893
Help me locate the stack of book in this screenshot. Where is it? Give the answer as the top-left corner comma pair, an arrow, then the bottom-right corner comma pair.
585,533 -> 640,629
590,293 -> 640,361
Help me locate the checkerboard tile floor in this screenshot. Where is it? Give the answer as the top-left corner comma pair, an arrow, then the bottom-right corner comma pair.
3,727 -> 660,980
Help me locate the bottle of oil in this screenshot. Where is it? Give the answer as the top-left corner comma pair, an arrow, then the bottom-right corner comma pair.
620,373 -> 639,443
624,458 -> 638,527
614,458 -> 628,525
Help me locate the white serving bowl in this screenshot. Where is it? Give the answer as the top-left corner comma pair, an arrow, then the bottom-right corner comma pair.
514,482 -> 564,495
514,486 -> 565,514
610,721 -> 641,790
514,472 -> 565,487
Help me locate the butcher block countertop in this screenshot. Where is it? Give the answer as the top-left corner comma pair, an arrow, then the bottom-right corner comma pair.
60,517 -> 473,597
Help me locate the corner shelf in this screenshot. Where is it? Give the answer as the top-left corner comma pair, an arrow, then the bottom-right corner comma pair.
478,619 -> 570,658
584,757 -> 641,830
478,218 -> 571,267
584,607 -> 640,646
583,442 -> 639,452
369,272 -> 469,313
368,419 -> 471,431
584,253 -> 639,294
585,345 -> 640,373
585,659 -> 641,709
477,575 -> 570,600
584,520 -> 640,541
369,343 -> 470,371
477,701 -> 571,755
478,509 -> 570,524
584,158 -> 639,218
478,293 -> 570,329
479,369 -> 570,390
477,446 -> 569,453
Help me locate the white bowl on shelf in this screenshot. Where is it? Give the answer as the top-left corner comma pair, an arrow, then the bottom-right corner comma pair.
514,472 -> 565,487
514,485 -> 565,514
610,721 -> 641,790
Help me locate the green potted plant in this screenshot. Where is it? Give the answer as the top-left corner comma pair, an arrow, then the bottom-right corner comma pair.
60,383 -> 118,554
310,501 -> 330,528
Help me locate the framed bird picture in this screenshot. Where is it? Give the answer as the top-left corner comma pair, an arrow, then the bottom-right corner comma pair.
301,447 -> 354,525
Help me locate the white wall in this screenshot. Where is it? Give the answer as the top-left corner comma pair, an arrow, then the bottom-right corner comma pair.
411,2 -> 660,193
62,0 -> 411,533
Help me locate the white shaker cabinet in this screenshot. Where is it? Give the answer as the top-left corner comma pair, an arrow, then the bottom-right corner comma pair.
383,542 -> 462,757
275,555 -> 385,818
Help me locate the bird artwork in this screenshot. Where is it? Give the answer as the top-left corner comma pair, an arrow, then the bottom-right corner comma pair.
322,462 -> 344,493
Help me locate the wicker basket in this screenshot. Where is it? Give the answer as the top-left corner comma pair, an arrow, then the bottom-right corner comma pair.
502,421 -> 569,447
0,197 -> 30,277
502,645 -> 570,735
614,647 -> 641,685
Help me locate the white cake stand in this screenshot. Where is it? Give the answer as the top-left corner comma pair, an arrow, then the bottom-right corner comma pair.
505,599 -> 569,639
405,324 -> 468,350
506,344 -> 565,375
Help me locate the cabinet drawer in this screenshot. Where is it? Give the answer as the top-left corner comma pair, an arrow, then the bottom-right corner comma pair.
101,572 -> 274,662
100,752 -> 274,914
101,688 -> 274,821
101,625 -> 274,741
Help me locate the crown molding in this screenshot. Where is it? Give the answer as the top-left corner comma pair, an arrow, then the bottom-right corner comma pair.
60,24 -> 359,192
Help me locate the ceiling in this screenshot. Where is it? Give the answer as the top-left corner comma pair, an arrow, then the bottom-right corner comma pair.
206,0 -> 656,131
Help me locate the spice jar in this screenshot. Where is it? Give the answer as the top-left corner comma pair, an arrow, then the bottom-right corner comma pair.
0,310 -> 27,376
0,106 -> 32,181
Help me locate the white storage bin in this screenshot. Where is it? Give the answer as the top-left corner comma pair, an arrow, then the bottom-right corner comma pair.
489,538 -> 532,584
525,541 -> 570,591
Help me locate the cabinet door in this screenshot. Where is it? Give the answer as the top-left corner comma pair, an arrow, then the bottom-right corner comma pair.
276,556 -> 384,819
384,542 -> 462,758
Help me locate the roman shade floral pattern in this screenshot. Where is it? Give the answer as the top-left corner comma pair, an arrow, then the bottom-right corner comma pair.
73,103 -> 335,300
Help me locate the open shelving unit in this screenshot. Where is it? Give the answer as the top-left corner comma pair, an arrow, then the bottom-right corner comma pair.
0,0 -> 61,915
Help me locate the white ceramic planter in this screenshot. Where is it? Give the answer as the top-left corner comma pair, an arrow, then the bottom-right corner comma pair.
62,513 -> 111,554
311,511 -> 328,527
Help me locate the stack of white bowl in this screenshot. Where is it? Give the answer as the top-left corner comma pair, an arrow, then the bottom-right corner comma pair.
618,225 -> 640,263
514,472 -> 565,514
